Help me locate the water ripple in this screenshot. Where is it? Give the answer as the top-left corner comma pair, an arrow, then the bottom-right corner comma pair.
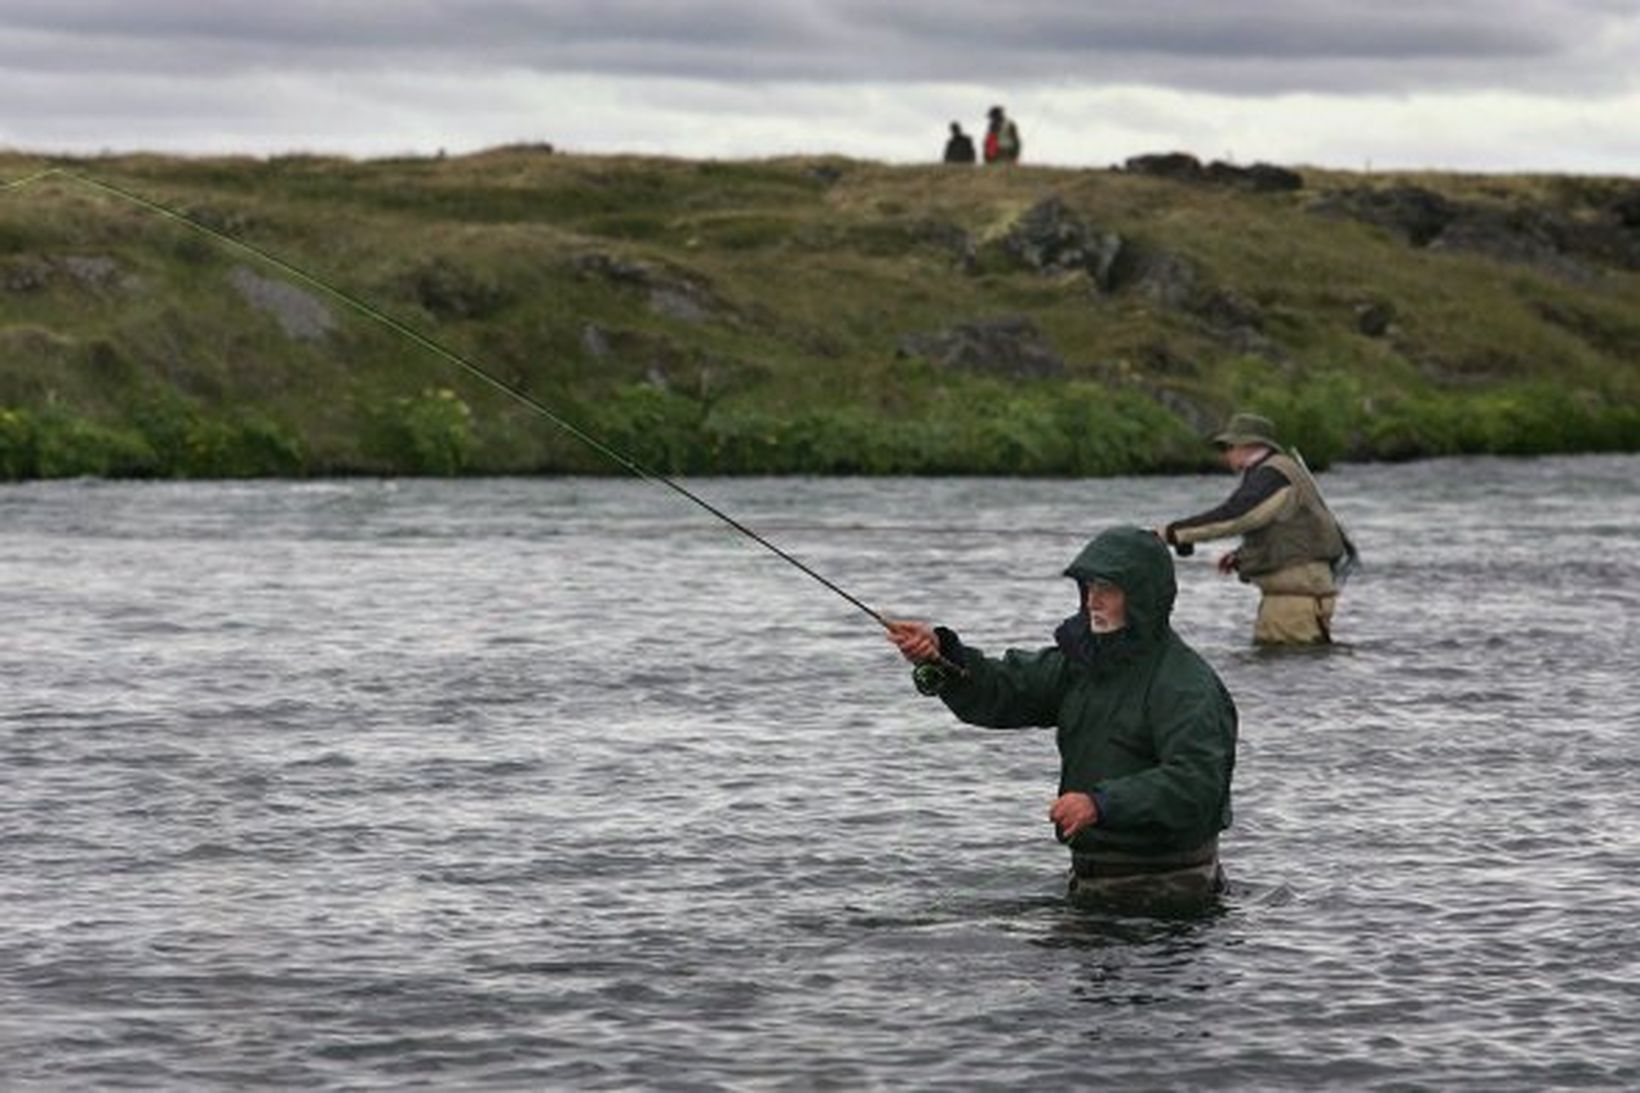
1,457 -> 1636,1089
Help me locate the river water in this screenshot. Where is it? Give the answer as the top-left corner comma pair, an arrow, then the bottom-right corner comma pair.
1,455 -> 1636,1090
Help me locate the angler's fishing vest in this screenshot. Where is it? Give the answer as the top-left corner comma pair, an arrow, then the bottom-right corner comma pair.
1235,452 -> 1345,578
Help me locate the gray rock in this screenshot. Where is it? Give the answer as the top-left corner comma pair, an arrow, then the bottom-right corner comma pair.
1204,161 -> 1304,192
1,254 -> 128,294
1355,301 -> 1396,337
1124,153 -> 1205,182
1612,189 -> 1640,229
581,322 -> 613,360
1312,185 -> 1637,276
572,253 -> 652,285
58,255 -> 123,288
1125,153 -> 1301,192
1003,197 -> 1124,288
400,257 -> 510,319
227,265 -> 335,341
896,315 -> 1066,380
1193,287 -> 1264,333
573,252 -> 720,323
648,286 -> 711,322
2,259 -> 51,293
1308,186 -> 1458,246
1429,210 -> 1596,283
1119,247 -> 1199,309
1554,212 -> 1640,272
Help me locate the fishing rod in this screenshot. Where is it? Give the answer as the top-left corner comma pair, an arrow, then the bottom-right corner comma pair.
3,165 -> 964,672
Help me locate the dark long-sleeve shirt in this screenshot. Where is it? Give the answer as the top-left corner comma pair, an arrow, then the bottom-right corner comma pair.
1166,452 -> 1292,546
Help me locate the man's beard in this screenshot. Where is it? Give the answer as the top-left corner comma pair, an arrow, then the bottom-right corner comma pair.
1089,613 -> 1124,634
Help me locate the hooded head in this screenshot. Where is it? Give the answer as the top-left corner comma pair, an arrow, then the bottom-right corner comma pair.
1055,526 -> 1177,666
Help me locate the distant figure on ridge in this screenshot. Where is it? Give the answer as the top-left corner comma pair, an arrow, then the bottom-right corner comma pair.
983,105 -> 1021,165
886,526 -> 1237,912
942,121 -> 976,165
1159,413 -> 1359,646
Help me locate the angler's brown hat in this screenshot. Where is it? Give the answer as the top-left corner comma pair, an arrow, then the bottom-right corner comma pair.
1211,412 -> 1280,448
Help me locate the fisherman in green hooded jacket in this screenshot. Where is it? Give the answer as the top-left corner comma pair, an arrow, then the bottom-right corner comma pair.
886,525 -> 1237,909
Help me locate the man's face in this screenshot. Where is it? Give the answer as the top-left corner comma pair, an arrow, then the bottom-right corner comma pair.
1084,578 -> 1128,634
1221,442 -> 1266,471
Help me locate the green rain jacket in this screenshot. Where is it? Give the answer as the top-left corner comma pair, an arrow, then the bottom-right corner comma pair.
924,526 -> 1237,858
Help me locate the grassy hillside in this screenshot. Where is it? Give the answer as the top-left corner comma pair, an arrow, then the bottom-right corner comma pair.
1,146 -> 1636,478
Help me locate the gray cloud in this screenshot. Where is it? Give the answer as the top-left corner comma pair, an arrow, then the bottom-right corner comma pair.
1,2 -> 1635,170
1,1 -> 1633,92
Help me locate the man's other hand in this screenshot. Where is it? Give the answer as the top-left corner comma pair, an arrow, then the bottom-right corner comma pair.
885,619 -> 940,663
1049,791 -> 1099,839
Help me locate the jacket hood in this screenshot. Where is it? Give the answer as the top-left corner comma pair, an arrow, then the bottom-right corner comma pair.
1062,525 -> 1177,645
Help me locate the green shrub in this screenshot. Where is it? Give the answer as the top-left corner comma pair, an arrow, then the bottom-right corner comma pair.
122,396 -> 307,477
1238,370 -> 1365,469
33,409 -> 156,477
961,396 -> 1065,475
200,414 -> 307,477
1362,398 -> 1463,461
0,403 -> 190,479
698,405 -> 786,473
1354,383 -> 1637,461
0,407 -> 36,479
581,384 -> 705,474
1054,386 -> 1201,476
1455,386 -> 1592,455
366,387 -> 475,475
781,406 -> 920,473
128,395 -> 200,473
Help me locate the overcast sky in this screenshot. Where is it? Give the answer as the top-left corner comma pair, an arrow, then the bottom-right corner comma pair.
3,1 -> 1638,174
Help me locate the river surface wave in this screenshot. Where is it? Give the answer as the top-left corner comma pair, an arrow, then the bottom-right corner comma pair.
2,455 -> 1636,1089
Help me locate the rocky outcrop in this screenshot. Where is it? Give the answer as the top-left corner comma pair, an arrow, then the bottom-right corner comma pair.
1307,185 -> 1458,246
1107,244 -> 1276,356
1204,161 -> 1304,192
1002,197 -> 1123,287
228,265 -> 335,341
1112,245 -> 1198,308
997,197 -> 1276,360
1309,184 -> 1640,277
399,256 -> 512,320
896,315 -> 1066,380
573,252 -> 724,322
1611,188 -> 1640,228
1001,197 -> 1213,312
2,254 -> 129,294
1124,152 -> 1208,183
577,319 -> 759,399
1124,153 -> 1303,192
1427,209 -> 1596,282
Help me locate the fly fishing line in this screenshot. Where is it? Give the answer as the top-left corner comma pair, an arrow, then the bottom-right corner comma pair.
3,166 -> 961,668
